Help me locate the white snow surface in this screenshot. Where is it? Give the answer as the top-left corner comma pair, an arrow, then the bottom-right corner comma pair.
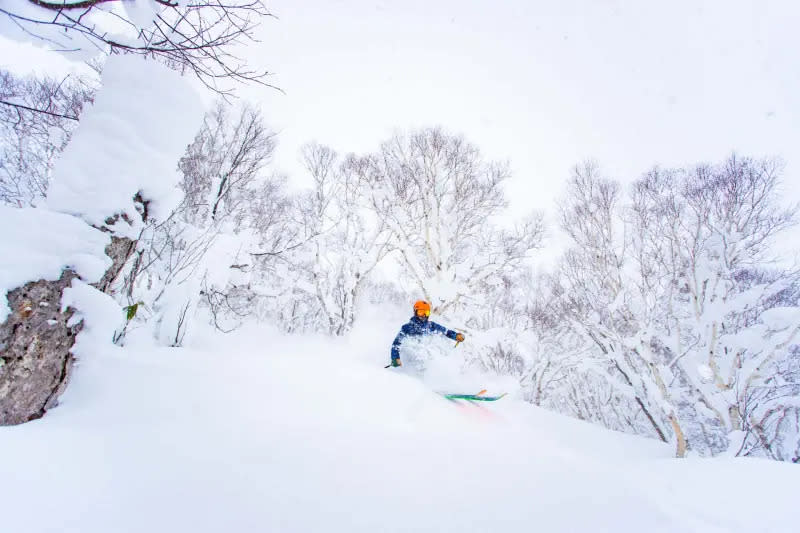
0,206 -> 110,323
0,315 -> 797,533
0,34 -> 97,79
46,55 -> 204,235
61,278 -> 124,354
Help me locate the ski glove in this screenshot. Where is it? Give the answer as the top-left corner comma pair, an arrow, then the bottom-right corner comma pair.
455,333 -> 465,342
392,358 -> 402,367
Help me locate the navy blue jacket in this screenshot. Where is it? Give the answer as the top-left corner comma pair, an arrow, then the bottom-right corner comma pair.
391,316 -> 459,362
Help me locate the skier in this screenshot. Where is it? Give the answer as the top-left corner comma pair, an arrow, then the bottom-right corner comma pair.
390,300 -> 465,367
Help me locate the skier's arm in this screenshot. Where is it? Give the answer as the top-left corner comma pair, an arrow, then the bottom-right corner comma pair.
430,321 -> 459,341
391,325 -> 410,362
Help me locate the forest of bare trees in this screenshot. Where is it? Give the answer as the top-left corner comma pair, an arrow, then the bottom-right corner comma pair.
1,0 -> 797,460
3,75 -> 798,458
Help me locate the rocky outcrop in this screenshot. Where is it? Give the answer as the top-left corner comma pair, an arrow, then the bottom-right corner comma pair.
0,233 -> 136,426
0,272 -> 82,425
93,236 -> 137,293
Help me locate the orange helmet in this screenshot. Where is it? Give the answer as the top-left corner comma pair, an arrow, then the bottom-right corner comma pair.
413,300 -> 431,317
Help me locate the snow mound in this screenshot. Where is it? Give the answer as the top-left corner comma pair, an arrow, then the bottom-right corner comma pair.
46,55 -> 205,236
0,206 -> 110,322
0,323 -> 796,533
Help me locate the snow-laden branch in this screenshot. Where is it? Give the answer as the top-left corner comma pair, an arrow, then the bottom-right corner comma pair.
1,0 -> 276,95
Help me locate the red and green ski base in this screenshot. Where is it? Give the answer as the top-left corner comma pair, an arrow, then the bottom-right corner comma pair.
440,390 -> 507,402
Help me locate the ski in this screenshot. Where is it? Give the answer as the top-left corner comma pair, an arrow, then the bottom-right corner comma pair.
440,391 -> 507,402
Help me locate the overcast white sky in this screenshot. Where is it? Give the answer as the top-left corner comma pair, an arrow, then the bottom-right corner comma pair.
241,0 -> 799,253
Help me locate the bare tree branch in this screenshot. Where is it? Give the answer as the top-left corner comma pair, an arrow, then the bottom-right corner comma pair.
0,99 -> 79,121
2,0 -> 278,95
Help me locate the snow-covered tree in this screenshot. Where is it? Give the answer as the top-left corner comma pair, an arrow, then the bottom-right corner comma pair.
556,162 -> 679,450
363,128 -> 544,316
553,155 -> 800,459
629,156 -> 800,457
179,101 -> 276,230
0,0 -> 273,94
114,101 -> 285,344
291,144 -> 391,335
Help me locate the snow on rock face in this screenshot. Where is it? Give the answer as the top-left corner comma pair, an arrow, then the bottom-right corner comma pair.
0,206 -> 117,425
0,206 -> 111,324
61,279 -> 124,355
1,53 -> 204,423
46,55 -> 205,236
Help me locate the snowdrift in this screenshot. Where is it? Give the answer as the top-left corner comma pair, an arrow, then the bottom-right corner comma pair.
0,323 -> 796,533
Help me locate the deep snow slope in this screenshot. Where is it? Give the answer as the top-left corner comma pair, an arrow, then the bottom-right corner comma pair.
0,324 -> 797,533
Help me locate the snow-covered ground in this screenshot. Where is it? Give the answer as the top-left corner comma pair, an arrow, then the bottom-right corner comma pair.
1,317 -> 796,533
